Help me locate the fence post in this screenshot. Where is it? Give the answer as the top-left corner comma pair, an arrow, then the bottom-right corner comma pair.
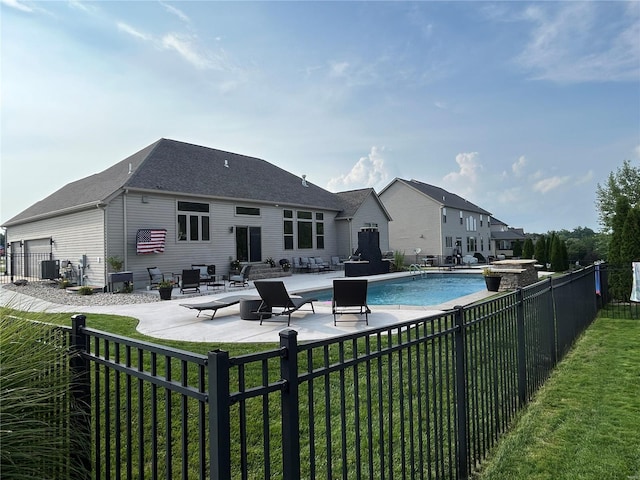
70,314 -> 92,478
547,277 -> 557,367
453,306 -> 469,480
209,349 -> 231,480
280,329 -> 301,480
515,289 -> 527,407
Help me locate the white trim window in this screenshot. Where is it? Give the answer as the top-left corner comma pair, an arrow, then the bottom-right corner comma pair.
177,201 -> 210,242
283,210 -> 294,250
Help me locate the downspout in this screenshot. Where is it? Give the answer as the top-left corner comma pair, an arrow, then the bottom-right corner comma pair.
99,203 -> 107,287
348,218 -> 353,255
123,190 -> 128,270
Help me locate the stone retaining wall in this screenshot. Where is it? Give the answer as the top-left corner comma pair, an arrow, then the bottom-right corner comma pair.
490,259 -> 539,291
246,263 -> 292,280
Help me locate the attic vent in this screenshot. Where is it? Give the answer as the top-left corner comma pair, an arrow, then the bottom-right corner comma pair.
301,175 -> 308,187
224,159 -> 229,168
128,163 -> 133,174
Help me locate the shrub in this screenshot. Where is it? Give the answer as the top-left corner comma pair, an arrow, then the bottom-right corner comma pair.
77,286 -> 94,296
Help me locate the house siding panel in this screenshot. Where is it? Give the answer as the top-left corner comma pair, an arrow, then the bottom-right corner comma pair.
6,208 -> 106,286
380,182 -> 442,259
117,193 -> 343,286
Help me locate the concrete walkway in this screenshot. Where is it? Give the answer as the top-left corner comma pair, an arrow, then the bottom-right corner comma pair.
1,270 -> 494,344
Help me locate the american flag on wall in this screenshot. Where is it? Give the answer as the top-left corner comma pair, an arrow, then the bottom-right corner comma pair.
136,229 -> 167,254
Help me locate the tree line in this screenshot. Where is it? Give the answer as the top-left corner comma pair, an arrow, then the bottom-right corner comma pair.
515,160 -> 639,301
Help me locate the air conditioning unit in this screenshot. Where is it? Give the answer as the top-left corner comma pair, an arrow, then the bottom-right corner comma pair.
41,260 -> 60,280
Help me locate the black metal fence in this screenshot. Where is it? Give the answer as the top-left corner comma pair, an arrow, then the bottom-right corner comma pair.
15,265 -> 619,479
596,263 -> 640,319
0,251 -> 61,284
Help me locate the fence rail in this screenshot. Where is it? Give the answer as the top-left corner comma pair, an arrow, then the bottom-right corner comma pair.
14,264 -> 622,479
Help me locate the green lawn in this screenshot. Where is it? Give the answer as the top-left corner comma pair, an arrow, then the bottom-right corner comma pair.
6,308 -> 640,479
476,315 -> 640,480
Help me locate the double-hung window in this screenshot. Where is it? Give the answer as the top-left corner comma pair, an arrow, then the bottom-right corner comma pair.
316,213 -> 324,249
284,210 -> 294,250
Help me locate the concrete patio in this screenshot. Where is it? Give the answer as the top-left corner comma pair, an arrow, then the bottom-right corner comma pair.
1,270 -> 494,344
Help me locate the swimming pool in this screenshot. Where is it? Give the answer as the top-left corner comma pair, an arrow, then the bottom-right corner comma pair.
309,274 -> 486,307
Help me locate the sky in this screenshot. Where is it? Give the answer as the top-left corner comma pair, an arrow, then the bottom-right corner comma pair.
1,1 -> 639,234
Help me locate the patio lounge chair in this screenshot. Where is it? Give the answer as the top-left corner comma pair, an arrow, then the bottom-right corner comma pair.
229,265 -> 252,287
332,279 -> 370,325
254,280 -> 316,326
147,266 -> 173,288
179,295 -> 245,320
180,269 -> 201,294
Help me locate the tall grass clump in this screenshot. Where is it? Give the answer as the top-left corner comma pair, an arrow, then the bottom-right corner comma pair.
0,310 -> 89,479
393,250 -> 406,271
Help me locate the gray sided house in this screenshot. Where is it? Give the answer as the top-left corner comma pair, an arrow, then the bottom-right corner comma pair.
334,188 -> 392,256
378,178 -> 493,263
3,139 -> 390,288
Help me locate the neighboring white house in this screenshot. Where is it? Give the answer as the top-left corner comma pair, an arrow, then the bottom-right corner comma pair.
490,217 -> 527,258
2,139 -> 391,288
378,178 -> 494,264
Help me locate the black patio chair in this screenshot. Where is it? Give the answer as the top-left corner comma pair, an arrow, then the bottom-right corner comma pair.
180,269 -> 201,294
332,279 -> 370,325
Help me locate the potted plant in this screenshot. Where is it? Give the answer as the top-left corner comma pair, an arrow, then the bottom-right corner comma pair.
279,259 -> 291,272
265,257 -> 276,268
107,256 -> 124,272
230,259 -> 241,275
158,280 -> 174,300
483,267 -> 502,292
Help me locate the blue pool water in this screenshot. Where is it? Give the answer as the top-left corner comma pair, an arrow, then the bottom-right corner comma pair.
310,274 -> 486,306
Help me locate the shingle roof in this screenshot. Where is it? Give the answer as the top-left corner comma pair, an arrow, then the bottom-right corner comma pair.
382,178 -> 492,216
491,229 -> 527,241
4,139 -> 345,225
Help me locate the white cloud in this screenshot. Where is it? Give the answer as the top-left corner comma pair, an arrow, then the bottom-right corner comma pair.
330,61 -> 350,77
441,152 -> 483,201
634,145 -> 640,159
575,170 -> 594,185
532,175 -> 570,193
512,155 -> 526,176
530,170 -> 544,180
1,0 -> 32,12
160,1 -> 190,23
498,187 -> 522,205
516,2 -> 640,83
68,0 -> 94,14
434,100 -> 447,110
162,33 -> 212,70
326,146 -> 389,191
443,152 -> 481,185
117,22 -> 151,41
